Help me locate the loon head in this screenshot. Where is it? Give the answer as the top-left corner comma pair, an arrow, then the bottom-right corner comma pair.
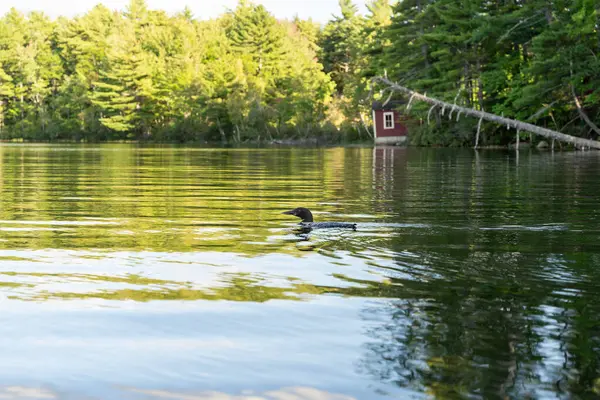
282,207 -> 314,223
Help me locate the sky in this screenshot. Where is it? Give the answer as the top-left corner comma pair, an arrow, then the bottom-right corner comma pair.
0,0 -> 369,23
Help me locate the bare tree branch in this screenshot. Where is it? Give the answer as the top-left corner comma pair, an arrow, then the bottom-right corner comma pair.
475,116 -> 483,149
497,12 -> 545,43
528,100 -> 559,121
571,84 -> 600,136
371,76 -> 600,149
427,104 -> 436,125
382,89 -> 394,107
359,113 -> 373,139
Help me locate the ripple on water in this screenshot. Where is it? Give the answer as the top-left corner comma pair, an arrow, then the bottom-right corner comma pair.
0,146 -> 598,399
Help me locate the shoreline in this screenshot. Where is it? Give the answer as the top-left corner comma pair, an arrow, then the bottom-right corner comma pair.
0,138 -> 595,151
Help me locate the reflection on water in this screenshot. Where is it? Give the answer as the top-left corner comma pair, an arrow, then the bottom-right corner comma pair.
0,144 -> 599,399
0,386 -> 358,400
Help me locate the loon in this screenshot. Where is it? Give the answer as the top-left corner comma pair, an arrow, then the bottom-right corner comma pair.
282,207 -> 357,230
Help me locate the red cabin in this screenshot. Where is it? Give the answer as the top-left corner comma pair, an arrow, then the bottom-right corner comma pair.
372,100 -> 408,145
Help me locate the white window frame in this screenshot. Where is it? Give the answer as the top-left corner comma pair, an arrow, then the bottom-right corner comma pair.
383,111 -> 395,130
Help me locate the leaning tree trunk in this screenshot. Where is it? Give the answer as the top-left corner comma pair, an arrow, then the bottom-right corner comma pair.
371,76 -> 600,150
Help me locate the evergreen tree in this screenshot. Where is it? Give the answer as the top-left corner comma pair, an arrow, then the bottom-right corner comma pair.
90,32 -> 152,137
226,2 -> 286,78
383,0 -> 437,89
319,0 -> 364,95
339,0 -> 358,19
292,16 -> 320,53
124,0 -> 148,23
53,5 -> 115,137
3,0 -> 597,146
366,0 -> 392,26
0,2 -> 336,141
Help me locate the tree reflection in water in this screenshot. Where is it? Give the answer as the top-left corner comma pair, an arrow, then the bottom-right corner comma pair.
0,145 -> 598,398
355,147 -> 600,399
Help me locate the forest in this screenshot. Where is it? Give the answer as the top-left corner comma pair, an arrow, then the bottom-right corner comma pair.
0,0 -> 598,146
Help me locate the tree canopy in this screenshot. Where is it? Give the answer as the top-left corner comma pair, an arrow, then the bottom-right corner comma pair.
375,0 -> 600,146
0,1 -> 337,142
0,0 -> 598,146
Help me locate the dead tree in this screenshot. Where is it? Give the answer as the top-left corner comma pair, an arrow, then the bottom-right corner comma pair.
371,76 -> 600,150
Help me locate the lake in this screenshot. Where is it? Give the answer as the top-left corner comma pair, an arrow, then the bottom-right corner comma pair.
0,144 -> 599,400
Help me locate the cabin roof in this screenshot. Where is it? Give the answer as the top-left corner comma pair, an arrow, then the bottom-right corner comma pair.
372,100 -> 406,111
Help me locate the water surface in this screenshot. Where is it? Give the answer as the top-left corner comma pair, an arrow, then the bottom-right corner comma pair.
0,144 -> 599,399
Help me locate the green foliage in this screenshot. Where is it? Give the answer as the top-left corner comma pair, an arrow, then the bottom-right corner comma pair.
339,0 -> 359,20
0,0 -> 336,142
366,0 -> 392,25
319,1 -> 365,95
373,0 -> 600,146
3,0 -> 596,146
317,0 -> 394,139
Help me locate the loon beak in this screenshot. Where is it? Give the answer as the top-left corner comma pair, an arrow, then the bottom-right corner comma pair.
282,210 -> 295,215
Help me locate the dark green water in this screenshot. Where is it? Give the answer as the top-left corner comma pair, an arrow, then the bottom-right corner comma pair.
0,144 -> 599,400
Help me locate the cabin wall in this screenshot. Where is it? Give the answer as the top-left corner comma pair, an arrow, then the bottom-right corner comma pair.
375,135 -> 407,145
374,110 -> 407,138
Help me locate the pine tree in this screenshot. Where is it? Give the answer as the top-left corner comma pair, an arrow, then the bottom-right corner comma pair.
319,0 -> 364,94
341,0 -> 393,133
124,0 -> 149,23
366,0 -> 392,26
515,0 -> 600,136
90,35 -> 152,137
226,2 -> 286,78
383,0 -> 438,89
0,66 -> 13,134
292,16 -> 320,53
339,0 -> 358,19
180,6 -> 194,22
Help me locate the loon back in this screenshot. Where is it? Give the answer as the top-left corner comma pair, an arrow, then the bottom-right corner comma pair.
302,221 -> 357,231
282,207 -> 357,230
